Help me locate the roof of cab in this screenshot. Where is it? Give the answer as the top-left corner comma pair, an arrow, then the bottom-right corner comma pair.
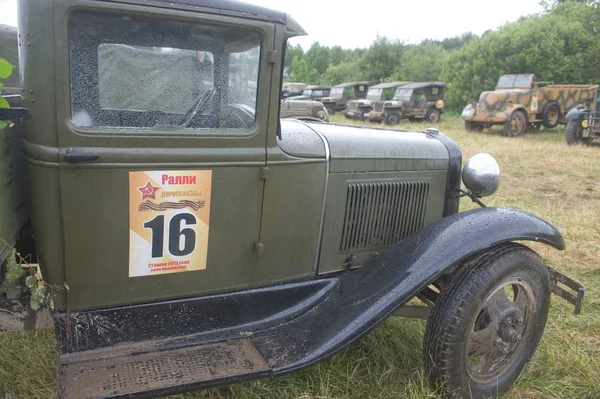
370,81 -> 410,89
100,0 -> 308,35
333,81 -> 370,88
399,82 -> 446,89
139,0 -> 287,23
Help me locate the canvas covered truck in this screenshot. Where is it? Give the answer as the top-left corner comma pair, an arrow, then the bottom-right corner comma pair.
0,1 -> 586,398
344,81 -> 408,121
462,74 -> 599,137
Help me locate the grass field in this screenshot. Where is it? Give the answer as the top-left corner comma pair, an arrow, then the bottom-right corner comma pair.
1,115 -> 598,398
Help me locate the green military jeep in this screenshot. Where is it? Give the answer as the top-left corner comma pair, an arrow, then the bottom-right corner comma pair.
0,1 -> 585,399
344,81 -> 408,121
320,81 -> 369,114
375,82 -> 446,125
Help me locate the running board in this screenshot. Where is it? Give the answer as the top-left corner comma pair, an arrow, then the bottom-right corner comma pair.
57,338 -> 269,399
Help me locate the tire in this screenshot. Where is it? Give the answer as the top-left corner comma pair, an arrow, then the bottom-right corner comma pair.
426,108 -> 441,123
503,110 -> 527,137
359,110 -> 367,121
465,121 -> 484,133
565,118 -> 584,145
385,112 -> 401,126
423,243 -> 551,399
542,101 -> 560,129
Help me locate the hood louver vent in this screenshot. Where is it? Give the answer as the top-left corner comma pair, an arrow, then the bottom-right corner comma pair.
373,102 -> 384,113
340,181 -> 430,252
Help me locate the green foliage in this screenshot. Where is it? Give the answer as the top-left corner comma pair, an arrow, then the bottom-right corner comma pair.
0,57 -> 14,129
323,61 -> 363,86
5,249 -> 55,311
5,250 -> 25,282
359,36 -> 403,82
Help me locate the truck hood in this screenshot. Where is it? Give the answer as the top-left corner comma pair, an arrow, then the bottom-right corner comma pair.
278,120 -> 450,173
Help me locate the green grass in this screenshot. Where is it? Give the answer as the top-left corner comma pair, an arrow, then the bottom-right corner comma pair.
1,115 -> 599,398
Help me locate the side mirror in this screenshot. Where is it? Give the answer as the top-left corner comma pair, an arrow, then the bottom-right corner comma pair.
462,153 -> 500,197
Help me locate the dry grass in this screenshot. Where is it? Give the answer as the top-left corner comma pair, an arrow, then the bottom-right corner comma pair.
0,115 -> 598,398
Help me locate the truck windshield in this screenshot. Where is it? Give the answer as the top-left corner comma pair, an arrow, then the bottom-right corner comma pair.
366,88 -> 383,100
302,89 -> 313,96
330,87 -> 345,97
69,12 -> 261,130
496,75 -> 533,88
393,88 -> 413,100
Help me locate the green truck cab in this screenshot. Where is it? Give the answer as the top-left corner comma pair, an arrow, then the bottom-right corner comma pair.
0,1 -> 585,398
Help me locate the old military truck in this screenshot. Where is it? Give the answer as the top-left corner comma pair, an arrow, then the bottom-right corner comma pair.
280,98 -> 329,122
564,94 -> 600,145
282,82 -> 307,98
344,81 -> 408,121
292,85 -> 331,102
0,1 -> 586,398
320,81 -> 369,115
462,74 -> 598,137
377,82 -> 446,125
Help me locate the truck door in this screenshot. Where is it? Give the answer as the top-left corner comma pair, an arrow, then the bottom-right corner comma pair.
54,5 -> 276,311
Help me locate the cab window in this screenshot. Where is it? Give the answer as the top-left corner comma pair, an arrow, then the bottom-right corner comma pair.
68,12 -> 261,131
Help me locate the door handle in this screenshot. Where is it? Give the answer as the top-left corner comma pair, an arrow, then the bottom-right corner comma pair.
64,148 -> 99,163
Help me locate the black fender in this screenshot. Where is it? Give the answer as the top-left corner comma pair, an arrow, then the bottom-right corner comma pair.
256,206 -> 565,375
566,106 -> 588,120
51,207 -> 566,398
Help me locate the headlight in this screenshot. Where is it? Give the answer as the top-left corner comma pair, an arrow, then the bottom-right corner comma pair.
582,120 -> 589,128
462,153 -> 500,197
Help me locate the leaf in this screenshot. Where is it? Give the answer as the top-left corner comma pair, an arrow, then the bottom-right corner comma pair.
6,251 -> 26,282
25,275 -> 37,290
0,121 -> 7,130
0,96 -> 9,109
0,58 -> 14,79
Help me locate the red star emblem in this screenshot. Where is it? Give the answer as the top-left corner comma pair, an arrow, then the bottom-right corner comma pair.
138,180 -> 159,200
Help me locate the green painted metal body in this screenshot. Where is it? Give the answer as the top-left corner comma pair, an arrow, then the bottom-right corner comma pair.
8,0 -> 449,313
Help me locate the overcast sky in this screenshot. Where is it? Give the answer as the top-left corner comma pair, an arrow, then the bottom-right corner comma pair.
0,0 -> 545,49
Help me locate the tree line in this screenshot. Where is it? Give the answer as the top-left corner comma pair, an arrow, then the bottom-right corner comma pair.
285,0 -> 600,111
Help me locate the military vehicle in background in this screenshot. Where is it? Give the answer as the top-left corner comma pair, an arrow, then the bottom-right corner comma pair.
0,1 -> 585,399
280,98 -> 329,122
292,85 -> 331,102
564,95 -> 600,145
321,81 -> 369,114
282,82 -> 307,98
371,82 -> 445,125
344,81 -> 408,121
462,74 -> 598,137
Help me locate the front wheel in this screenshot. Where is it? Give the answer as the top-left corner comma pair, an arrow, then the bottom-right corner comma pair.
465,121 -> 484,133
565,118 -> 584,145
503,110 -> 527,137
385,112 -> 401,126
423,243 -> 551,399
426,108 -> 441,123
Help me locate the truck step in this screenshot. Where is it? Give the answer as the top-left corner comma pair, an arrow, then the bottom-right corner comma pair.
56,338 -> 269,399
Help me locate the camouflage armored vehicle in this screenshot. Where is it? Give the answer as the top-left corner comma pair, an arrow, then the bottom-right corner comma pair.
564,95 -> 600,145
280,98 -> 329,122
292,85 -> 331,102
462,74 -> 598,137
282,82 -> 307,98
344,81 -> 408,121
321,81 -> 369,114
0,1 -> 586,399
373,82 -> 446,125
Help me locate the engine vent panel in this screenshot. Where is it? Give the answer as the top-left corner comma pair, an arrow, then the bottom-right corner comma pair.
340,181 -> 430,252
